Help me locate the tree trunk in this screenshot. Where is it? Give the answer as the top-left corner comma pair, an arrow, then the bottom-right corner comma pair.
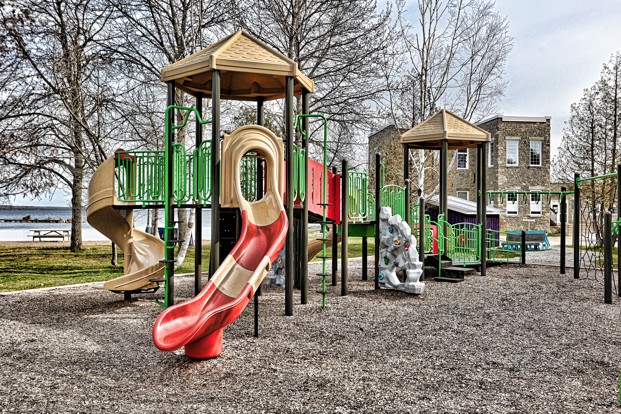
175,208 -> 195,270
70,152 -> 84,251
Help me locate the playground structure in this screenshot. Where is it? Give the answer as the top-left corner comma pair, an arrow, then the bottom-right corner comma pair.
84,29 -> 621,363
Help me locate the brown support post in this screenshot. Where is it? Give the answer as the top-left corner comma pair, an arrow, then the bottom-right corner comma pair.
332,166 -> 338,287
254,98 -> 264,337
194,93 -> 203,295
209,70 -> 221,277
573,173 -> 580,279
604,211 -> 612,304
375,153 -> 381,290
440,141 -> 448,254
419,196 -> 425,280
481,142 -> 487,276
560,186 -> 567,275
165,81 -> 175,306
617,164 -> 621,295
301,90 -> 310,304
285,76 -> 294,316
341,159 -> 348,296
362,237 -> 368,281
404,144 -> 410,224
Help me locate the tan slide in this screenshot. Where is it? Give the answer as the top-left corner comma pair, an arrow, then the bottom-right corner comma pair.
307,230 -> 341,261
87,155 -> 164,293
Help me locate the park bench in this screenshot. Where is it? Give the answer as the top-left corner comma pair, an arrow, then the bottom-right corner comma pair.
29,229 -> 71,242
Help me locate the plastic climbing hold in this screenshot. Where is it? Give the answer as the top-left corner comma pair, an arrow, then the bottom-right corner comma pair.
388,226 -> 394,234
394,239 -> 401,246
383,256 -> 389,265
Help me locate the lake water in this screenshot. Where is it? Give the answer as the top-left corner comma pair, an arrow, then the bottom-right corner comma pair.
0,207 -> 212,242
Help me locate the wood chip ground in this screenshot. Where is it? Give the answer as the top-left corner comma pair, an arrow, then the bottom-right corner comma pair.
1,257 -> 620,413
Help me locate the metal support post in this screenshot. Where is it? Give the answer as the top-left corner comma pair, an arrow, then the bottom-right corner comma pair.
604,211 -> 612,304
285,76 -> 294,316
341,159 -> 348,296
560,186 -> 567,274
573,173 -> 580,279
209,70 -> 221,276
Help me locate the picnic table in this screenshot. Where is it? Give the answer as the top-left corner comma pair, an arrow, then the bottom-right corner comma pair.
29,229 -> 71,242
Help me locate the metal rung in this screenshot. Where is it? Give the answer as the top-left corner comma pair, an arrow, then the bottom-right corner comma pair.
316,273 -> 329,277
149,278 -> 165,283
159,259 -> 177,263
168,239 -> 185,244
316,255 -> 330,259
317,202 -> 331,206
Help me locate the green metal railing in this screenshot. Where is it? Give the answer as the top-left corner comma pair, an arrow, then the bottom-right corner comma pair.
447,222 -> 481,265
240,153 -> 258,202
381,184 -> 405,218
192,141 -> 212,205
486,229 -> 522,263
115,150 -> 165,204
348,171 -> 370,222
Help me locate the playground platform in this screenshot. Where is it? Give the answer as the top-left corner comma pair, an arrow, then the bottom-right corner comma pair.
1,258 -> 619,412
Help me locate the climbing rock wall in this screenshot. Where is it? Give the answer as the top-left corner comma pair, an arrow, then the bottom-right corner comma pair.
378,207 -> 425,295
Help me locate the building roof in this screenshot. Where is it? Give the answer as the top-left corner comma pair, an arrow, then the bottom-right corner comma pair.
427,195 -> 503,216
477,115 -> 551,124
160,30 -> 314,101
400,109 -> 491,149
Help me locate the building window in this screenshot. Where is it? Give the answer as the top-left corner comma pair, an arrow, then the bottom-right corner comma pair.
506,140 -> 519,166
530,192 -> 542,216
457,191 -> 469,200
488,142 -> 494,167
506,192 -> 519,215
457,149 -> 468,169
530,140 -> 542,166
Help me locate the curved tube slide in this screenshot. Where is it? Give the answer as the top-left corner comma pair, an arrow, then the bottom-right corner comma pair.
87,155 -> 164,293
153,125 -> 287,359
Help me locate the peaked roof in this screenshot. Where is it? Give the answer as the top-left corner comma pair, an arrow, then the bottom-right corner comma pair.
160,30 -> 314,101
400,109 -> 490,149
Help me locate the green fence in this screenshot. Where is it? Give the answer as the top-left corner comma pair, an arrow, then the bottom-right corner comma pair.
115,150 -> 165,204
447,222 -> 481,266
348,171 -> 370,222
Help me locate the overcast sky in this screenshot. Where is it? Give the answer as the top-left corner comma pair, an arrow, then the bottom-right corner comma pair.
493,0 -> 621,156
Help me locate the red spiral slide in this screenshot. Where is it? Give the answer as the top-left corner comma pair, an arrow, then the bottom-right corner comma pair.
152,125 -> 287,359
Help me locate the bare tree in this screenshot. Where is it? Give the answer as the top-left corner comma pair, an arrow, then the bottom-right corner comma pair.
554,53 -> 621,244
384,0 -> 512,196
0,0 -> 120,251
106,0 -> 234,268
238,0 -> 395,169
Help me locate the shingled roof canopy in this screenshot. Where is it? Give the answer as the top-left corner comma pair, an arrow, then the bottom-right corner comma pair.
400,109 -> 490,149
160,30 -> 314,101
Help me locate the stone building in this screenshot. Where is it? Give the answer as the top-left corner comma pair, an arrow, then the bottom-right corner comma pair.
368,115 -> 569,232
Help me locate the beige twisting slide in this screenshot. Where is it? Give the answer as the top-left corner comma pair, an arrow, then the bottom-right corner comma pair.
87,155 -> 164,293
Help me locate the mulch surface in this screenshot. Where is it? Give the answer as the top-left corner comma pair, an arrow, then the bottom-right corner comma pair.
1,260 -> 620,413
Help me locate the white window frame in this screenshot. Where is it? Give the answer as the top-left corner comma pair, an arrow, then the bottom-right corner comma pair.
530,140 -> 542,166
506,139 -> 519,166
456,191 -> 469,200
530,191 -> 542,216
488,141 -> 494,167
457,149 -> 469,170
506,192 -> 519,216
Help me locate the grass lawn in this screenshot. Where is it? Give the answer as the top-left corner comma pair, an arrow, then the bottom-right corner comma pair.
0,237 -> 374,292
